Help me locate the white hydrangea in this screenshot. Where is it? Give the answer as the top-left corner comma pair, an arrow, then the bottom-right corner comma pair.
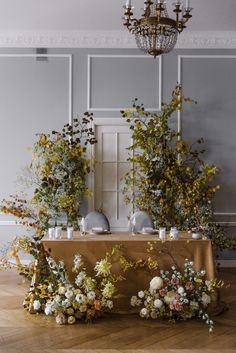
149,276 -> 163,291
164,291 -> 175,305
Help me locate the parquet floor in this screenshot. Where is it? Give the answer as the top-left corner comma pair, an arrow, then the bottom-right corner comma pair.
0,269 -> 235,353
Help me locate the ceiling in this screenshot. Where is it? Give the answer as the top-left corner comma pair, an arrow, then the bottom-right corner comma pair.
0,0 -> 236,32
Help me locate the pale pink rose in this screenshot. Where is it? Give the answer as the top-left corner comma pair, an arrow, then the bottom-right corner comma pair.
159,288 -> 168,297
174,301 -> 183,312
185,281 -> 195,291
175,293 -> 181,300
163,278 -> 170,286
171,277 -> 180,285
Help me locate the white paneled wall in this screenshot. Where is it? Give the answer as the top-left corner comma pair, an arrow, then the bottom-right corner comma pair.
94,122 -> 132,230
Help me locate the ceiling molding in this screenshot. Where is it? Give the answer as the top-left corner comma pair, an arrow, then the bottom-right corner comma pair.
0,30 -> 236,49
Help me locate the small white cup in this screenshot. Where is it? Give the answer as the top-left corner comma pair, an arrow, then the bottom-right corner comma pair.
55,226 -> 62,239
48,227 -> 55,240
170,227 -> 179,240
159,227 -> 166,240
67,227 -> 74,240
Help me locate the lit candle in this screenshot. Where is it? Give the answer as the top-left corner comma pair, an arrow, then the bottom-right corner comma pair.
186,0 -> 190,8
126,0 -> 131,7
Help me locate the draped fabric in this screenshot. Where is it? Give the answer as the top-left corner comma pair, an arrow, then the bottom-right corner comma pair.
42,232 -> 220,313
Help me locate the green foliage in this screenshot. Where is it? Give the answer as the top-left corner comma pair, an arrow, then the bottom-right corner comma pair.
121,85 -> 235,250
30,114 -> 97,228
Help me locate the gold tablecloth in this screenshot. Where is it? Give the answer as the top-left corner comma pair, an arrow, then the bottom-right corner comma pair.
41,232 -> 219,313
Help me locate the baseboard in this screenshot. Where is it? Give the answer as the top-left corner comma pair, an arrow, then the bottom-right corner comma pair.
218,260 -> 236,268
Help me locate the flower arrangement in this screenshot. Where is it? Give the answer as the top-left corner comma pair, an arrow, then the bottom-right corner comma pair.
42,251 -> 122,324
130,259 -> 224,332
121,85 -> 235,250
31,114 -> 97,229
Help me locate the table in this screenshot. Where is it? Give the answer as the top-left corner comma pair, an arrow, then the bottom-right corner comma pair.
42,232 -> 218,313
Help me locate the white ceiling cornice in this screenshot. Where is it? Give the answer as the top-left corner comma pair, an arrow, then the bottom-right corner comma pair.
0,30 -> 236,49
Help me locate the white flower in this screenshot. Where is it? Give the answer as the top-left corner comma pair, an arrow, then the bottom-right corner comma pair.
47,284 -> 53,293
95,259 -> 112,277
33,300 -> 41,311
44,302 -> 53,315
140,308 -> 148,317
201,292 -> 211,307
177,286 -> 185,295
54,295 -> 61,304
164,291 -> 175,305
138,291 -> 145,299
65,290 -> 74,300
146,296 -> 152,303
75,271 -> 86,286
58,286 -> 66,295
75,293 -> 85,304
131,296 -> 138,307
154,299 -> 163,309
73,254 -> 82,270
149,276 -> 163,291
87,291 -> 96,300
190,301 -> 199,310
106,300 -> 113,309
62,299 -> 71,308
102,282 -> 115,299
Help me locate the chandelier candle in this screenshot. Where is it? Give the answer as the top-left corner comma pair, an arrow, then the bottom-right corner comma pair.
123,0 -> 193,57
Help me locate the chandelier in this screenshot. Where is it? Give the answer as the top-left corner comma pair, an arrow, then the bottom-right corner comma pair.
123,0 -> 193,57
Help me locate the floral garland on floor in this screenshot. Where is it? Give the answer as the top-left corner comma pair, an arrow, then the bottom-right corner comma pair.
130,259 -> 224,332
30,247 -> 123,324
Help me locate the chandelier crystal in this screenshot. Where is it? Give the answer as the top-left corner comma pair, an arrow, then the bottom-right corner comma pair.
123,0 -> 193,57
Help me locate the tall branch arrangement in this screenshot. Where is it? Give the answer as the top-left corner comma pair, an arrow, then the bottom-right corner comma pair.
121,85 -> 234,250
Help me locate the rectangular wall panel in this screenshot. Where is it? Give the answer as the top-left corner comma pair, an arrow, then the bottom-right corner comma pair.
178,55 -> 236,218
0,54 -> 72,251
88,55 -> 162,111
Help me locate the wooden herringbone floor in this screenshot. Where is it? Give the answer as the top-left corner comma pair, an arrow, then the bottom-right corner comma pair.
0,269 -> 236,353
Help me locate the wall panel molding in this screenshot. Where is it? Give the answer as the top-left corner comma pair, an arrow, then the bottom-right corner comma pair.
87,54 -> 162,111
178,54 -> 236,220
0,30 -> 236,49
0,53 -> 73,226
